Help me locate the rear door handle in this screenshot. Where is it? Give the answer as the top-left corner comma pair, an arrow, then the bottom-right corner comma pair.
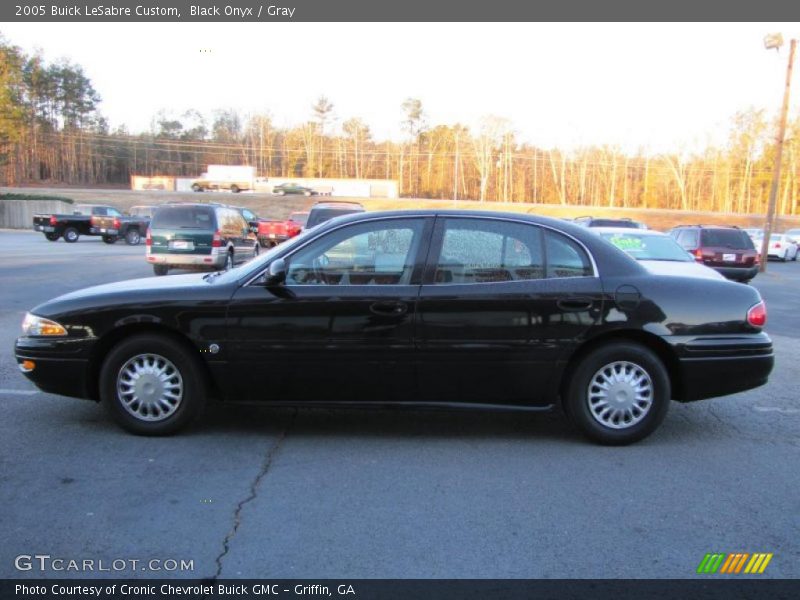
557,298 -> 594,312
370,301 -> 408,316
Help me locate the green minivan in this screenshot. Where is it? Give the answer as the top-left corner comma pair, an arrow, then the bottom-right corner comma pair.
146,204 -> 259,276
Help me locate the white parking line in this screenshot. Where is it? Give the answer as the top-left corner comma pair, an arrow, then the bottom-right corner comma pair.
0,389 -> 39,396
753,406 -> 800,415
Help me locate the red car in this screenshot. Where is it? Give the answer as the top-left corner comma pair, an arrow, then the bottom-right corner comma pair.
257,211 -> 309,247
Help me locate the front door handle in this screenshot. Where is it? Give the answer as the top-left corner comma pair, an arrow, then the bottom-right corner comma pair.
557,298 -> 594,312
370,301 -> 408,316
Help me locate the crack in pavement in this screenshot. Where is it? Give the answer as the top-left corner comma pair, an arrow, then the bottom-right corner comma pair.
210,409 -> 297,581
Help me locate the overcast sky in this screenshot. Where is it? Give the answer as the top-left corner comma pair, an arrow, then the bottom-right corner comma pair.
3,22 -> 799,153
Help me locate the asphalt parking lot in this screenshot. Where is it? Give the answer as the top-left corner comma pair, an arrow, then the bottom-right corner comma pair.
0,229 -> 798,579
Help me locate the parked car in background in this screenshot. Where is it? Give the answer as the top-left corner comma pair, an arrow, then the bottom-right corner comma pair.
256,211 -> 309,248
305,201 -> 365,229
669,225 -> 759,283
145,203 -> 259,276
592,228 -> 725,280
765,234 -> 798,262
272,183 -> 317,196
783,228 -> 800,242
742,227 -> 764,243
229,206 -> 263,234
33,204 -> 149,245
17,210 -> 773,445
573,216 -> 648,229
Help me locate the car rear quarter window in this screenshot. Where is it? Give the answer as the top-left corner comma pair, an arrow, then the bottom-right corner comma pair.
701,229 -> 753,250
545,230 -> 594,278
435,218 -> 545,283
151,206 -> 215,230
676,229 -> 699,249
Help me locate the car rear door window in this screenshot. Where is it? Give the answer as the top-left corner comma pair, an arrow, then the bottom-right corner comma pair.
434,218 -> 544,283
544,230 -> 594,278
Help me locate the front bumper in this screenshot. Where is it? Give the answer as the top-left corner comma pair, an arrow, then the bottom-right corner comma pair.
670,332 -> 774,401
14,336 -> 95,400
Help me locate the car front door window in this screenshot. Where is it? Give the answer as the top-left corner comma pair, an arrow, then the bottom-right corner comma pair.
286,219 -> 423,285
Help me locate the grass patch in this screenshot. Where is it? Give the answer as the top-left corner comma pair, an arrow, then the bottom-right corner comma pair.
0,193 -> 74,203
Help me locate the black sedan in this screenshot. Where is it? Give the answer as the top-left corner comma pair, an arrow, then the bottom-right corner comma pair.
15,211 -> 774,444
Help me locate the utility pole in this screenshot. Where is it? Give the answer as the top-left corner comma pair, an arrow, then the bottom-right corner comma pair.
760,35 -> 797,273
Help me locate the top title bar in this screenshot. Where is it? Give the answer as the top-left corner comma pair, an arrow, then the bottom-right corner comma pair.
3,0 -> 800,22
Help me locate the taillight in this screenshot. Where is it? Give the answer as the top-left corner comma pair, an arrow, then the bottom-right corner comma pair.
212,231 -> 223,247
774,242 -> 781,248
693,248 -> 703,262
49,215 -> 57,226
747,301 -> 767,328
113,218 -> 121,229
145,228 -> 152,246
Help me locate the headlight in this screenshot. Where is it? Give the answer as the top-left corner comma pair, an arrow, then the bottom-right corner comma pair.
22,313 -> 67,337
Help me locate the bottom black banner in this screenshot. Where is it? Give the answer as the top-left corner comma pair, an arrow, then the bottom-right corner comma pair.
3,579 -> 800,600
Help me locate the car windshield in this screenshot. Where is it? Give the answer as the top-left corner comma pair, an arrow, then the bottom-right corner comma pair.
151,206 -> 214,229
600,232 -> 692,262
701,229 -> 753,250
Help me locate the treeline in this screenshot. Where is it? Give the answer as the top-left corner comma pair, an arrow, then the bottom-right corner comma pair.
1,36 -> 799,215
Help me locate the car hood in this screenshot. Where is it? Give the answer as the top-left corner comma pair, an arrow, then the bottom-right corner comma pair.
639,260 -> 726,280
31,273 -> 221,317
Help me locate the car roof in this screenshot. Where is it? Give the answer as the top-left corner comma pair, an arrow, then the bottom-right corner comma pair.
311,201 -> 364,208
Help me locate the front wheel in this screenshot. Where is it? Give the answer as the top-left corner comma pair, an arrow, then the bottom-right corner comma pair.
63,227 -> 79,243
100,334 -> 206,435
44,232 -> 60,241
125,229 -> 141,245
564,342 -> 670,445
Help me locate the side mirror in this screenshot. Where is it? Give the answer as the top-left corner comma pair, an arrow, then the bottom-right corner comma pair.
264,258 -> 287,286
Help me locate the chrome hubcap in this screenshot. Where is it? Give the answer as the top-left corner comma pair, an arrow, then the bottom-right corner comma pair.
587,361 -> 653,429
117,353 -> 183,422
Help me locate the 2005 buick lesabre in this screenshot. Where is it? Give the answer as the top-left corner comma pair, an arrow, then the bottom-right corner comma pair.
15,210 -> 774,444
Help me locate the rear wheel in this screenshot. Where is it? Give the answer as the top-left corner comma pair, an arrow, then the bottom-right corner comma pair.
100,334 -> 206,435
102,235 -> 117,244
192,184 -> 202,192
153,265 -> 169,276
63,227 -> 79,243
224,251 -> 234,270
230,184 -> 240,193
44,232 -> 60,241
125,229 -> 141,245
565,342 -> 670,445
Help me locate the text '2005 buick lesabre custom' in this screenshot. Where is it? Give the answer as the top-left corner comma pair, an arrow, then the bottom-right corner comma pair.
15,210 -> 774,444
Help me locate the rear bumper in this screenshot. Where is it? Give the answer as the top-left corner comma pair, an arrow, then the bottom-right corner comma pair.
14,337 -> 95,400
147,252 -> 225,269
670,333 -> 774,401
709,265 -> 758,282
89,227 -> 119,235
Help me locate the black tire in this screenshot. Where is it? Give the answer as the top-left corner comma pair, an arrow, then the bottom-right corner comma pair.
564,342 -> 670,445
102,235 -> 117,244
44,232 -> 60,241
125,229 -> 141,245
153,264 -> 169,276
63,227 -> 79,243
100,334 -> 206,435
192,184 -> 202,192
230,184 -> 240,193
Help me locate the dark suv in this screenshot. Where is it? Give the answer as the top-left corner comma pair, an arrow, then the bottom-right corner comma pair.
146,204 -> 259,276
669,225 -> 758,282
305,201 -> 365,230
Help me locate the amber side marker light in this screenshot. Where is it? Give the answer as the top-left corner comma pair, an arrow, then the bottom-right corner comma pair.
19,360 -> 36,373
